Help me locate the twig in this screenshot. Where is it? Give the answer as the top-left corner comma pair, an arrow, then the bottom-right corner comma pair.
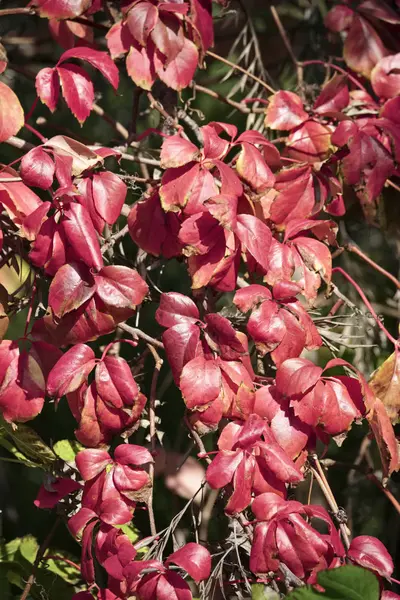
146,343 -> 163,537
118,323 -> 164,349
20,518 -> 60,600
206,50 -> 276,95
300,60 -> 368,93
387,180 -> 400,194
309,455 -> 351,549
176,108 -> 203,145
6,136 -> 35,152
193,84 -> 252,113
147,92 -> 180,128
0,7 -> 35,16
270,6 -> 303,85
185,417 -> 212,465
42,554 -> 80,571
92,103 -> 129,141
66,16 -> 109,31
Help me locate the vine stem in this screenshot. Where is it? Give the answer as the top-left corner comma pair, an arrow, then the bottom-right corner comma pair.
146,344 -> 163,537
332,266 -> 399,347
206,50 -> 276,95
42,554 -> 80,571
20,518 -> 61,600
345,243 -> 400,290
193,84 -> 252,113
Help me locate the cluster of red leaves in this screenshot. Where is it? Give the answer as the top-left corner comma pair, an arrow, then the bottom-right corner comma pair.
1,0 -> 400,598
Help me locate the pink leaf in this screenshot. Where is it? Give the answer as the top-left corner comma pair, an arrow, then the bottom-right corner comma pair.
76,448 -> 112,480
126,1 -> 158,46
371,53 -> 400,99
126,42 -> 155,90
0,81 -> 24,142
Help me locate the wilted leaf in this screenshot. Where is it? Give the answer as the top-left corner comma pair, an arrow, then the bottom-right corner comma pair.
369,352 -> 400,423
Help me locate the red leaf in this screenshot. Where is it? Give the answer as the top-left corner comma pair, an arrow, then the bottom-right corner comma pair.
180,356 -> 221,410
293,236 -> 332,282
236,143 -> 275,192
166,543 -> 211,582
156,292 -> 200,327
371,53 -> 400,99
76,448 -> 112,480
313,75 -> 350,115
234,285 -> 272,313
62,202 -> 103,271
162,323 -> 202,383
275,358 -> 323,397
35,67 -> 60,114
47,343 -> 96,397
324,5 -> 355,31
126,1 -> 158,46
343,16 -> 388,77
348,536 -> 393,578
20,147 -> 55,189
269,171 -> 314,225
32,0 -> 92,19
57,63 -> 94,123
49,262 -> 96,319
235,214 -> 272,271
287,120 -> 331,162
126,42 -> 156,90
34,478 -> 81,509
59,47 -> 119,90
91,171 -> 127,225
154,37 -> 198,91
160,134 -> 199,168
160,163 -> 200,211
95,356 -> 141,410
94,266 -> 148,310
0,81 -> 24,142
264,91 -> 308,131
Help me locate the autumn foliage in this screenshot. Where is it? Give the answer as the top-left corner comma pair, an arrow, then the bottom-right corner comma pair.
1,0 -> 400,598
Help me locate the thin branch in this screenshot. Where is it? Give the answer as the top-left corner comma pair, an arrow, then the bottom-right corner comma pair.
387,179 -> 400,194
66,16 -> 109,31
310,455 -> 351,549
332,266 -> 399,347
118,323 -> 164,349
0,7 -> 35,16
6,136 -> 35,152
146,343 -> 163,537
206,50 -> 276,95
176,108 -> 203,145
20,518 -> 61,600
185,417 -> 212,465
92,103 -> 130,141
193,83 -> 252,113
270,6 -> 303,85
147,92 -> 179,128
300,60 -> 368,93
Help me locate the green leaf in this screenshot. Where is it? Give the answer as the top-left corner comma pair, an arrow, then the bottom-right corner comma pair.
19,535 -> 39,564
0,536 -> 22,562
252,583 -> 280,600
42,552 -> 81,585
285,566 -> 380,600
53,439 -> 83,463
0,418 -> 55,468
118,523 -> 140,544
